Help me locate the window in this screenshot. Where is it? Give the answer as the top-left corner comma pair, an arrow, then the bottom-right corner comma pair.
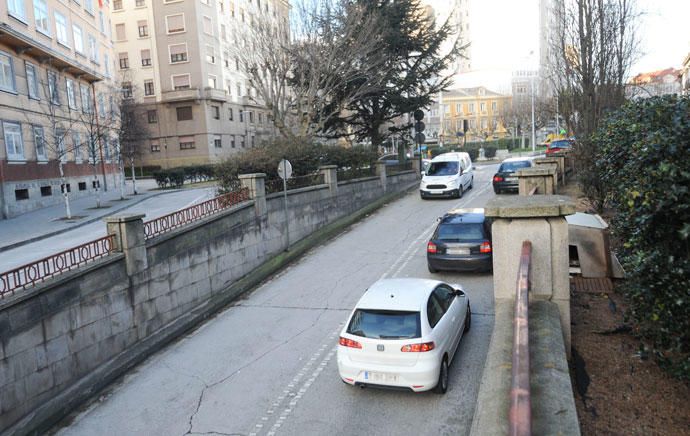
113,0 -> 122,10
98,11 -> 105,33
205,45 -> 215,64
121,82 -> 132,99
213,136 -> 221,148
144,79 -> 154,96
468,103 -> 474,114
73,132 -> 82,161
141,49 -> 151,66
258,113 -> 263,124
230,136 -> 235,148
249,111 -> 254,123
135,0 -> 145,6
80,84 -> 92,111
33,126 -> 46,160
118,52 -> 129,69
147,110 -> 157,123
26,63 -> 39,99
4,122 -> 24,160
480,102 -> 486,113
176,106 -> 192,121
104,53 -> 110,77
221,24 -> 226,40
55,12 -> 69,47
88,35 -> 98,62
7,0 -> 26,21
426,293 -> 445,328
34,0 -> 50,34
456,103 -> 462,113
115,23 -> 126,41
97,93 -> 105,117
228,107 -> 233,120
150,140 -> 160,152
47,71 -> 60,104
207,75 -> 217,89
169,43 -> 188,63
166,14 -> 185,33
346,309 -> 421,339
202,16 -> 213,35
73,25 -> 84,54
239,109 -> 243,122
179,135 -> 195,149
239,135 -> 244,148
172,74 -> 190,90
85,0 -> 94,15
211,105 -> 219,119
137,20 -> 148,37
491,101 -> 497,113
236,83 -> 241,97
481,118 -> 487,129
103,139 -> 110,161
15,189 -> 29,201
66,79 -> 77,109
40,186 -> 52,197
78,182 -> 86,191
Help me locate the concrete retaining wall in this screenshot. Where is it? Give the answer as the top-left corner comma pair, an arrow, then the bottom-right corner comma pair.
0,170 -> 418,435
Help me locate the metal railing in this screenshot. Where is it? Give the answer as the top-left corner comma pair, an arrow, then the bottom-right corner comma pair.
143,188 -> 249,239
0,234 -> 115,299
510,240 -> 532,436
264,174 -> 324,195
336,166 -> 376,182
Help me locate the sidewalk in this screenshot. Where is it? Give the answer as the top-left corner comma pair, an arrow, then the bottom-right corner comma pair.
0,179 -> 173,253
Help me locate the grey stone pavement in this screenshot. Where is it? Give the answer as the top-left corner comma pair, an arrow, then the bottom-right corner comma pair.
0,179 -> 189,253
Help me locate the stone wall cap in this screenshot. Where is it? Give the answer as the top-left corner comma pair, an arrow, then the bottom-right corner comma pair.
534,157 -> 560,163
318,165 -> 338,170
238,173 -> 267,179
516,167 -> 557,176
104,214 -> 146,223
485,195 -> 575,218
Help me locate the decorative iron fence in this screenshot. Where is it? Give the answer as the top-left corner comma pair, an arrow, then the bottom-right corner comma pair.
265,174 -> 325,195
336,166 -> 376,182
386,161 -> 414,176
143,188 -> 250,239
0,234 -> 115,299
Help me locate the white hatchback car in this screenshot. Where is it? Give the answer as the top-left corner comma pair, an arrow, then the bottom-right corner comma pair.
337,278 -> 471,394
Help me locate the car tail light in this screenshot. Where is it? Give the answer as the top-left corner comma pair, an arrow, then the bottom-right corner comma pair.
493,175 -> 503,182
480,240 -> 492,253
339,336 -> 362,349
401,342 -> 435,352
427,242 -> 437,254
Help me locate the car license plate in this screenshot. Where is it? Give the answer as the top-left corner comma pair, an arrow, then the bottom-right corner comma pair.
447,248 -> 469,255
506,177 -> 517,182
364,371 -> 398,383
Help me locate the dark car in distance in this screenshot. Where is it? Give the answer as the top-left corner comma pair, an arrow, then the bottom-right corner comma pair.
427,209 -> 492,273
492,157 -> 533,194
545,139 -> 574,155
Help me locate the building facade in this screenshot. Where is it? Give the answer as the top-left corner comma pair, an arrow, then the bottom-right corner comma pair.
626,68 -> 681,99
0,0 -> 119,219
112,0 -> 287,169
682,52 -> 690,95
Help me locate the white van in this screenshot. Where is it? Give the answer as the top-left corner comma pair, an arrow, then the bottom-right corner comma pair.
419,152 -> 474,199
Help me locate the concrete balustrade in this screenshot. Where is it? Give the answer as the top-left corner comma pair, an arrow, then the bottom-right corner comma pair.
238,173 -> 267,216
535,156 -> 565,184
516,166 -> 558,195
319,165 -> 338,195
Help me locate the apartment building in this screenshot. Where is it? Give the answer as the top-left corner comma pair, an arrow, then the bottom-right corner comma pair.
113,0 -> 287,169
0,0 -> 119,219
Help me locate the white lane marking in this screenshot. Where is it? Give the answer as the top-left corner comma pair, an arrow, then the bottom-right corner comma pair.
182,189 -> 214,208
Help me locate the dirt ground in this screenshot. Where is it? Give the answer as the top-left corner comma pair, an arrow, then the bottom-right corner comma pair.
560,183 -> 690,435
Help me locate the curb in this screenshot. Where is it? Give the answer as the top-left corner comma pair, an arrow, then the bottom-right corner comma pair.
0,190 -> 179,253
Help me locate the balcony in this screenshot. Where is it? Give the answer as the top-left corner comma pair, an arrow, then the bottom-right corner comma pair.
203,87 -> 228,102
0,23 -> 105,83
161,88 -> 200,103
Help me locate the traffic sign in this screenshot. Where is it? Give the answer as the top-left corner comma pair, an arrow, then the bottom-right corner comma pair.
278,159 -> 292,180
415,133 -> 426,144
413,109 -> 424,121
414,121 -> 425,132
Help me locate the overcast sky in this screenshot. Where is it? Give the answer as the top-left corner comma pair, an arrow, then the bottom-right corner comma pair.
451,0 -> 690,91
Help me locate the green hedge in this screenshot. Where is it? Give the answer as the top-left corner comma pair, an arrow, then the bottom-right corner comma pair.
590,95 -> 690,379
152,164 -> 216,188
124,165 -> 161,178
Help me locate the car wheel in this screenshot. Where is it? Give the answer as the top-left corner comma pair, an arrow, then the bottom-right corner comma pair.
428,263 -> 438,273
457,187 -> 463,199
493,187 -> 499,194
465,303 -> 471,332
434,357 -> 449,394
469,177 -> 474,190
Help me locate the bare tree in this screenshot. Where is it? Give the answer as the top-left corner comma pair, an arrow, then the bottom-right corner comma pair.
230,0 -> 387,140
114,84 -> 148,195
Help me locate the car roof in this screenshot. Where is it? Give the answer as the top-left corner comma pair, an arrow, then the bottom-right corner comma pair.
356,278 -> 441,312
501,157 -> 533,163
441,208 -> 485,224
431,152 -> 467,162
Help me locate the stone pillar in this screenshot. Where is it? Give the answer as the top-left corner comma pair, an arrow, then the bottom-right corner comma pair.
535,157 -> 564,184
104,214 -> 148,276
238,173 -> 266,217
517,167 -> 557,195
318,165 -> 338,196
411,159 -> 421,177
485,195 -> 575,354
375,161 -> 387,192
534,160 -> 559,189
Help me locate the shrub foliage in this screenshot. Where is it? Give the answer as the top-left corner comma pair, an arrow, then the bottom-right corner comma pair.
591,95 -> 690,379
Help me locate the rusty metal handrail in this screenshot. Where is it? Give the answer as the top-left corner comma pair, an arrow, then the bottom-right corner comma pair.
510,240 -> 532,436
0,234 -> 115,299
143,188 -> 249,239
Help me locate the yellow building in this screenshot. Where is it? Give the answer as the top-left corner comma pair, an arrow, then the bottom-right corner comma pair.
439,87 -> 511,144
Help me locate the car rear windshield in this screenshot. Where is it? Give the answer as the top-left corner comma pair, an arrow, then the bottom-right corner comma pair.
550,140 -> 571,148
498,161 -> 531,173
437,223 -> 485,241
347,309 -> 421,339
426,161 -> 458,176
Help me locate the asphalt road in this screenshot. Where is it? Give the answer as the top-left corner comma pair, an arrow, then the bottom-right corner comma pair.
0,188 -> 217,272
56,164 -> 500,436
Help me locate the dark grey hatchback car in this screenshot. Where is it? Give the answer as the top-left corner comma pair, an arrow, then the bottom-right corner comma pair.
427,209 -> 492,273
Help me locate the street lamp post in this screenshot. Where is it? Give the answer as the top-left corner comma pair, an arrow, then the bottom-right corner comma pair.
531,75 -> 536,152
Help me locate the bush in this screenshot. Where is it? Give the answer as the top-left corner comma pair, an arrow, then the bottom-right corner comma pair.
591,95 -> 690,379
124,165 -> 161,178
215,138 -> 378,193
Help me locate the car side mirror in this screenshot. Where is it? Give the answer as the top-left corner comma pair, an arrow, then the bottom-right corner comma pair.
437,216 -> 442,222
453,288 -> 465,297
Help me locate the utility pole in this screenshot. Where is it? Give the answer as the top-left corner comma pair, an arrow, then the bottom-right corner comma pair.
531,75 -> 536,152
555,93 -> 560,134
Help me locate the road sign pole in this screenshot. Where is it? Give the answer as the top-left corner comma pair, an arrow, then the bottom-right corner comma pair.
282,159 -> 290,251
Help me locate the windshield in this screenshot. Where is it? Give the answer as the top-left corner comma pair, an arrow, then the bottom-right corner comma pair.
347,309 -> 421,339
422,161 -> 431,172
498,161 -> 531,173
550,140 -> 572,148
437,223 -> 485,241
426,161 -> 459,176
